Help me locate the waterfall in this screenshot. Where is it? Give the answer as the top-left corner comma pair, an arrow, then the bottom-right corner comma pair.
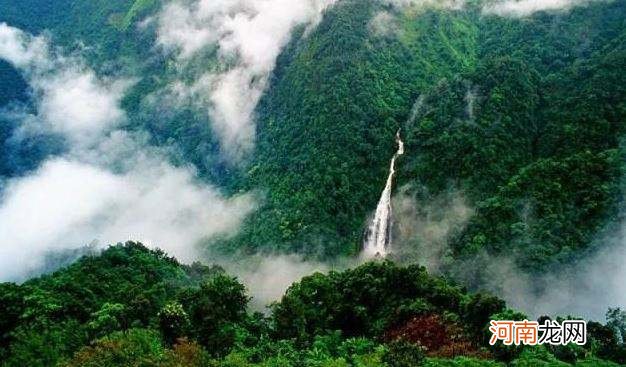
362,130 -> 404,258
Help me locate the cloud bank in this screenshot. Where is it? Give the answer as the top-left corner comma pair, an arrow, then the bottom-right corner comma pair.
0,149 -> 255,281
0,23 -> 256,281
225,254 -> 331,310
482,0 -> 603,17
0,23 -> 128,145
391,187 -> 474,273
155,0 -> 336,161
446,189 -> 626,321
388,182 -> 626,321
382,0 -> 466,9
476,223 -> 626,321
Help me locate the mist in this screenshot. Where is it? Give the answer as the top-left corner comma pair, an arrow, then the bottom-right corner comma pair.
388,183 -> 626,321
1,0 -> 623,325
368,10 -> 401,37
155,0 -> 337,161
0,24 -> 256,282
482,0 -> 607,17
0,23 -> 129,145
381,0 -> 466,9
221,254 -> 331,311
390,186 -> 474,273
462,220 -> 626,321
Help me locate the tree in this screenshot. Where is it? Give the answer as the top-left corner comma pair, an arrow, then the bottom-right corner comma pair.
180,274 -> 249,357
382,340 -> 425,367
62,329 -> 165,367
158,302 -> 190,346
606,308 -> 626,344
87,303 -> 128,339
0,283 -> 25,360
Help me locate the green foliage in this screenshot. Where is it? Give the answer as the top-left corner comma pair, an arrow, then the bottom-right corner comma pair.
0,282 -> 25,361
0,242 -> 224,366
271,261 -> 473,345
487,309 -> 527,362
225,0 -> 479,257
6,320 -> 86,367
62,328 -> 165,367
1,0 -> 625,366
116,0 -> 157,31
1,247 -> 624,366
179,274 -> 250,357
422,357 -> 503,366
158,301 -> 190,346
0,0 -> 234,188
200,0 -> 626,280
606,308 -> 626,344
2,0 -> 625,275
64,333 -> 211,367
87,303 -> 128,339
509,346 -> 572,367
462,293 -> 506,344
382,339 -> 426,367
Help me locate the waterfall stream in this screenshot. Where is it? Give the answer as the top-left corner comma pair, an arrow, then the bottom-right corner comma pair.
362,130 -> 404,258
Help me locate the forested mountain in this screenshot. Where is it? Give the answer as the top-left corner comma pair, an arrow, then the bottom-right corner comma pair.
0,0 -> 232,185
233,0 -> 626,271
1,0 -> 624,265
1,0 -> 625,365
1,243 -> 625,366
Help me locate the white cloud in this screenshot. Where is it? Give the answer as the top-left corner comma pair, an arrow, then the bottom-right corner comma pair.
0,23 -> 129,145
155,1 -> 220,59
227,254 -> 330,310
382,0 -> 466,10
156,0 -> 336,161
455,218 -> 626,321
482,0 -> 601,17
0,152 -> 255,281
35,71 -> 129,144
369,11 -> 400,37
157,0 -> 334,64
503,228 -> 626,320
0,23 -> 49,68
0,24 -> 257,281
392,187 -> 473,273
368,1 -> 466,41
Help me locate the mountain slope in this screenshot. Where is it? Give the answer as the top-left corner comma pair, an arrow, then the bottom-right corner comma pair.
2,243 -> 625,365
226,0 -> 481,257
0,0 -> 625,276
222,0 -> 626,273
399,0 -> 626,273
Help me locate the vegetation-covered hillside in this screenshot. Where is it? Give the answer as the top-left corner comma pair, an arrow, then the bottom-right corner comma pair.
224,0 -> 626,274
400,1 -> 626,273
1,243 -> 625,366
1,0 -> 626,364
0,0 -> 234,186
1,0 -> 624,271
231,0 -> 480,257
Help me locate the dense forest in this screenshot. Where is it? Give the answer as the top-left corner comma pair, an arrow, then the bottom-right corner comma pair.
1,0 -> 624,266
1,243 -> 625,366
233,0 -> 626,271
1,0 -> 625,365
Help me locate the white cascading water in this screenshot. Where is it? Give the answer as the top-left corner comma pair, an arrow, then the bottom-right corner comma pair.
362,130 -> 404,258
